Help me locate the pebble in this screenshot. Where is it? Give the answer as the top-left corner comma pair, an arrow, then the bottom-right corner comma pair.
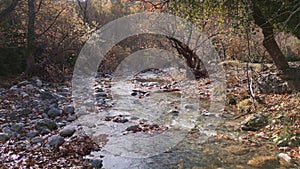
47,135 -> 65,147
59,126 -> 76,137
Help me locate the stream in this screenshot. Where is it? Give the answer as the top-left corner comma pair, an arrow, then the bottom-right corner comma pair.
74,68 -> 283,169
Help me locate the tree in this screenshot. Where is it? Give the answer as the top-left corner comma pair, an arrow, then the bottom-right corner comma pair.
158,0 -> 299,75
251,0 -> 299,73
0,0 -> 94,78
0,0 -> 18,22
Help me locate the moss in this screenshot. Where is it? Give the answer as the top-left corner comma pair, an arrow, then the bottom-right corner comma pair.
237,98 -> 253,113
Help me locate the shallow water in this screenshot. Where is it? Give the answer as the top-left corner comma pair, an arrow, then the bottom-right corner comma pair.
76,70 -> 282,169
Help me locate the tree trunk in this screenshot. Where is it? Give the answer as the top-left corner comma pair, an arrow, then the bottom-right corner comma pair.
252,3 -> 290,72
26,0 -> 36,74
168,37 -> 208,79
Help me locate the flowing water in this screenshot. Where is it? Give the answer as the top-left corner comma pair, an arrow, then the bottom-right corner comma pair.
75,69 -> 283,169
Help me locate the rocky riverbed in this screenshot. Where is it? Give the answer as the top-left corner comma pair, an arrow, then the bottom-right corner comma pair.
0,65 -> 299,168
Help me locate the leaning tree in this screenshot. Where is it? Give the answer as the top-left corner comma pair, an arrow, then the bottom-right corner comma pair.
137,0 -> 299,89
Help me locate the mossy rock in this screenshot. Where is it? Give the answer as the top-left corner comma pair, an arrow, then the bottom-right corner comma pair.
241,113 -> 267,131
237,98 -> 253,113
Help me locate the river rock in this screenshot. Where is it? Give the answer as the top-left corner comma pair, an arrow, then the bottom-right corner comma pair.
126,125 -> 141,132
148,82 -> 159,86
227,145 -> 250,155
1,125 -> 12,134
64,106 -> 75,114
256,74 -> 290,94
66,114 -> 77,122
25,84 -> 34,90
59,126 -> 76,137
95,87 -> 104,92
10,123 -> 25,133
184,104 -> 195,110
241,113 -> 267,131
18,80 -> 30,87
27,130 -> 39,138
278,153 -> 293,166
31,137 -> 44,144
90,159 -> 103,169
95,92 -> 108,98
47,107 -> 62,118
247,156 -> 279,168
20,109 -> 31,117
0,133 -> 10,142
10,85 -> 18,91
47,135 -> 65,147
36,79 -> 43,87
168,110 -> 180,116
35,118 -> 58,132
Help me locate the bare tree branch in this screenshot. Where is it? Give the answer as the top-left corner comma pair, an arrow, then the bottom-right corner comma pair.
36,7 -> 65,38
